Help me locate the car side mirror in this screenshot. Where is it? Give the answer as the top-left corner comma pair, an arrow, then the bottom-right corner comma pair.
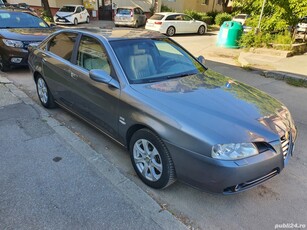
89,69 -> 119,88
197,55 -> 206,65
197,55 -> 208,70
28,42 -> 40,52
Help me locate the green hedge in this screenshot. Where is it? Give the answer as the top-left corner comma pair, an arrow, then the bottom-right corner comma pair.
215,12 -> 232,26
184,10 -> 213,24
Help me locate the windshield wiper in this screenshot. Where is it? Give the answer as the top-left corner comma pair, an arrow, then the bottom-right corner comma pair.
166,72 -> 197,79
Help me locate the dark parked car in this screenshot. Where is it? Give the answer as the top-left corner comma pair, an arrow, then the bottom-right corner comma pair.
28,28 -> 297,194
0,6 -> 55,71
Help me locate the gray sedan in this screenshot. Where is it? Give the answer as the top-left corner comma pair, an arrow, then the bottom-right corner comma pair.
28,28 -> 297,194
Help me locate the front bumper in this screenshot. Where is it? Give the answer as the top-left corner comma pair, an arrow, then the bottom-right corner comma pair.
0,46 -> 29,67
165,138 -> 295,194
54,17 -> 73,25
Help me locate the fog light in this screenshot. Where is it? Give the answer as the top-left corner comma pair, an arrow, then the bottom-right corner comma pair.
11,58 -> 22,63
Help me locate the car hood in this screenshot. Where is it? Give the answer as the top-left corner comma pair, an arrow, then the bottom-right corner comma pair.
55,12 -> 75,18
0,28 -> 55,41
130,70 -> 295,144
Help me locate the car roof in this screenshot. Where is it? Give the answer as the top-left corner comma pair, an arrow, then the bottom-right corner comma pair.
117,6 -> 140,9
154,12 -> 182,16
57,28 -> 166,41
61,5 -> 83,7
0,4 -> 33,12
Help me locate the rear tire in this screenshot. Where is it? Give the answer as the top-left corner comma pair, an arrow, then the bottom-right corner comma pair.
134,20 -> 139,28
198,25 -> 206,35
129,128 -> 176,189
36,75 -> 56,108
166,26 -> 176,36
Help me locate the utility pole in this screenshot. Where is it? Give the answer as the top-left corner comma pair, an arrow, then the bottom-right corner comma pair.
255,0 -> 266,34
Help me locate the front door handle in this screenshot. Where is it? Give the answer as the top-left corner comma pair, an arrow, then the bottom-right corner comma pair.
70,72 -> 79,79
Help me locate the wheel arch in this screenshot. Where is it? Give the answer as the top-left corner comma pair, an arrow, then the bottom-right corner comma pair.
33,71 -> 42,83
126,123 -> 160,150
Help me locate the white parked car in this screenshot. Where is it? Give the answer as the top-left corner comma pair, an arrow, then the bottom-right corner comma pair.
297,16 -> 307,33
54,5 -> 90,25
232,14 -> 249,25
145,12 -> 207,36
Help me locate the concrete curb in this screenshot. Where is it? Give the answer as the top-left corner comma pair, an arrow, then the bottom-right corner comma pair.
0,75 -> 188,230
238,52 -> 307,87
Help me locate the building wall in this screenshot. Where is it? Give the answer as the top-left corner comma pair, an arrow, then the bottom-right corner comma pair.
162,0 -> 184,12
162,0 -> 223,13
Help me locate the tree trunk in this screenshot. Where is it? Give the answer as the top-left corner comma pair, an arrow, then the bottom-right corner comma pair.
41,0 -> 54,22
222,0 -> 230,12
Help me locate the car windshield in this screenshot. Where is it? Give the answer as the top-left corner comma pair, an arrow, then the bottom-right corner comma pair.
0,12 -> 48,28
150,14 -> 164,20
110,38 -> 205,84
234,15 -> 247,19
59,6 -> 76,12
300,18 -> 307,23
116,8 -> 131,15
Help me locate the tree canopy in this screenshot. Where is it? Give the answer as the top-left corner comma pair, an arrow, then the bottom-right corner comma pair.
233,0 -> 307,32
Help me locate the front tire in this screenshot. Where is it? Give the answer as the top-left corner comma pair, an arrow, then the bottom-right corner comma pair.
0,55 -> 10,72
86,16 -> 90,23
36,76 -> 56,108
129,129 -> 176,189
166,26 -> 176,36
74,18 -> 78,26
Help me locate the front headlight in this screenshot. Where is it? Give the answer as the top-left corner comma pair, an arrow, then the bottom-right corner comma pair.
212,143 -> 258,160
2,39 -> 23,48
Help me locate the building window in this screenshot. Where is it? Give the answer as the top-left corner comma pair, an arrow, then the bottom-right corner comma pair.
217,0 -> 222,4
202,0 -> 209,5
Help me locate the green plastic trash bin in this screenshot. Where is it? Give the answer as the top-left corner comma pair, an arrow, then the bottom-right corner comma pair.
217,21 -> 243,48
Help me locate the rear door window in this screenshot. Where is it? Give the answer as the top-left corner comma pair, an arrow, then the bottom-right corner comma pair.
48,32 -> 78,61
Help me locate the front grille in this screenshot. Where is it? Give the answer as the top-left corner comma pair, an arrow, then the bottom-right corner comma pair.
281,133 -> 290,160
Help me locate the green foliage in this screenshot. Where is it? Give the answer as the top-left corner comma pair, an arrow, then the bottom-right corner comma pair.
239,30 -> 293,49
215,12 -> 232,26
184,10 -> 213,24
233,0 -> 307,31
207,11 -> 219,22
161,4 -> 175,12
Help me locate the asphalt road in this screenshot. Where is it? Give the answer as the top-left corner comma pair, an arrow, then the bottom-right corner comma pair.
3,34 -> 307,230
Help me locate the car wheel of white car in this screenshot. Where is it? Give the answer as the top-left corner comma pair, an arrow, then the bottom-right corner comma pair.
129,128 -> 176,189
166,26 -> 176,36
86,16 -> 90,23
36,75 -> 56,108
198,25 -> 207,35
74,18 -> 78,25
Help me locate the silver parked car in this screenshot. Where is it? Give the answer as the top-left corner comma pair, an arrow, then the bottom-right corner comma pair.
28,28 -> 297,194
114,7 -> 146,28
